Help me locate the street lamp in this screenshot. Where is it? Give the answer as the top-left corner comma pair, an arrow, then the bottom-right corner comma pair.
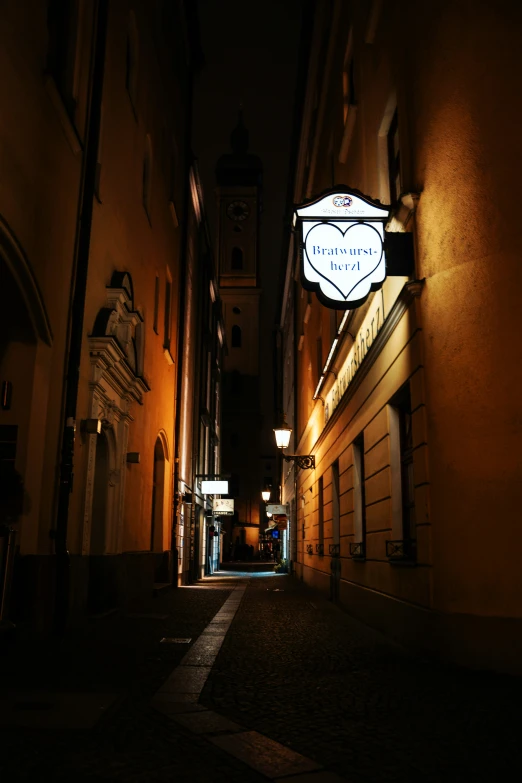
273,418 -> 315,470
261,489 -> 271,503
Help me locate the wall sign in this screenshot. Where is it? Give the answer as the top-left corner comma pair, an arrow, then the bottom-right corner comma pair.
213,498 -> 234,516
324,289 -> 385,423
294,188 -> 390,310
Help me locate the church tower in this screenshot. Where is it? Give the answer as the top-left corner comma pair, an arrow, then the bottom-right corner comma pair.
216,112 -> 263,554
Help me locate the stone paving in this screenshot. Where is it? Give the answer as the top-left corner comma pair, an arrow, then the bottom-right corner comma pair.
1,571 -> 522,781
201,574 -> 522,783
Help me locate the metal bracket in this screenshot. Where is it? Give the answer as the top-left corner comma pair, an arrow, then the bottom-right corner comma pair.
283,454 -> 315,470
384,231 -> 415,276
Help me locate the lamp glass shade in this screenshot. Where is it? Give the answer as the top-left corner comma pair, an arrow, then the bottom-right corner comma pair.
274,425 -> 292,449
261,490 -> 271,502
266,512 -> 273,518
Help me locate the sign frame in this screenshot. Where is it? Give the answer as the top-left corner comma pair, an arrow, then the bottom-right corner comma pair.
213,498 -> 234,516
201,480 -> 229,494
294,186 -> 391,311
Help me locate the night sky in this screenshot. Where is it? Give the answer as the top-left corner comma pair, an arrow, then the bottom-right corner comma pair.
193,0 -> 303,451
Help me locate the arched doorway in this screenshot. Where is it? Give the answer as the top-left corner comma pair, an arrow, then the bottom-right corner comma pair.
150,437 -> 165,552
88,430 -> 111,612
91,430 -> 109,554
151,436 -> 170,582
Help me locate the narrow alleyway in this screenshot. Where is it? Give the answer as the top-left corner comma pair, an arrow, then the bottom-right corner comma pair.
1,574 -> 521,782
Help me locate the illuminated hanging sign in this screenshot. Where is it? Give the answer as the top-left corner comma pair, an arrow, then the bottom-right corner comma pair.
213,498 -> 234,515
201,480 -> 229,494
294,188 -> 390,310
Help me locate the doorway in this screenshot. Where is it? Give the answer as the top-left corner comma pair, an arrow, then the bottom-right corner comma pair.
88,430 -> 111,612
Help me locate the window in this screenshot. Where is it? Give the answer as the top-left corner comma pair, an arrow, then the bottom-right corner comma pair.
353,435 -> 366,557
46,0 -> 79,115
231,325 -> 242,348
387,109 -> 401,203
153,275 -> 160,334
143,134 -> 152,219
316,335 -> 323,381
342,57 -> 356,123
317,477 -> 324,555
169,136 -> 179,226
163,270 -> 172,350
126,12 -> 139,114
339,27 -> 358,163
231,247 -> 243,270
388,383 -> 416,559
94,104 -> 104,201
332,461 -> 340,552
395,385 -> 415,541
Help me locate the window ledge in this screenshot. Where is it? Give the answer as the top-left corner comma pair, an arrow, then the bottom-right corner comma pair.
44,73 -> 82,156
163,347 -> 175,365
386,538 -> 417,565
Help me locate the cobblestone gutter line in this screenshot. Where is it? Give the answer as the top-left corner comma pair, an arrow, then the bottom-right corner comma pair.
151,578 -> 348,782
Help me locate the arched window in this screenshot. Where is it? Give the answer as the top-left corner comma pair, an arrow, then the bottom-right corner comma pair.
231,247 -> 243,270
231,324 -> 242,348
142,134 -> 152,218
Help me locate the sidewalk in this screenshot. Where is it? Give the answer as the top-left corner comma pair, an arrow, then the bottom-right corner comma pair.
0,571 -> 521,782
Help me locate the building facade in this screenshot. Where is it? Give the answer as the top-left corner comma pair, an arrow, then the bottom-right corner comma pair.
0,0 -> 218,628
278,0 -> 522,674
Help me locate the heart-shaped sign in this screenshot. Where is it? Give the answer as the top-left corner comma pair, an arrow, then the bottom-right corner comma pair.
304,222 -> 384,303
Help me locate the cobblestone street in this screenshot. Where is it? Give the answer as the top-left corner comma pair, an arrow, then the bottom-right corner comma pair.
1,572 -> 521,782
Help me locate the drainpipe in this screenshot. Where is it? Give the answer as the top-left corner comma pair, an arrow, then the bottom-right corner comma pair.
172,46 -> 197,589
54,0 -> 108,633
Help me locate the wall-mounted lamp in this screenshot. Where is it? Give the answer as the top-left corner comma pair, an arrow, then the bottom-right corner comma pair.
261,489 -> 271,503
274,417 -> 315,470
266,511 -> 273,518
81,418 -> 102,435
126,452 -> 140,463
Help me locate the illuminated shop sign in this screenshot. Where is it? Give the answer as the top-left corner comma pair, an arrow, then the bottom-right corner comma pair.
201,480 -> 229,494
294,188 -> 390,310
213,498 -> 234,515
325,290 -> 385,423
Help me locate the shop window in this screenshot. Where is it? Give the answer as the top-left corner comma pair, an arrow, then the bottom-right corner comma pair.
231,324 -> 242,348
231,247 -> 243,270
387,109 -> 401,203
